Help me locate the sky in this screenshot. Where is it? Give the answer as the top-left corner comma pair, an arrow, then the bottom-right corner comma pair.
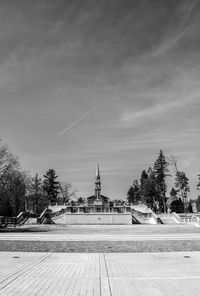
0,0 -> 200,199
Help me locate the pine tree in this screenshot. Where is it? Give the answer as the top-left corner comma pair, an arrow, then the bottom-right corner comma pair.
140,170 -> 148,187
170,187 -> 177,198
43,169 -> 59,204
145,169 -> 159,212
140,170 -> 148,203
170,199 -> 184,213
175,171 -> 190,214
197,175 -> 200,191
153,150 -> 170,213
127,179 -> 140,204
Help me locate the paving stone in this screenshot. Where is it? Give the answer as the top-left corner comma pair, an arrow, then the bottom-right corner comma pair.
0,252 -> 200,295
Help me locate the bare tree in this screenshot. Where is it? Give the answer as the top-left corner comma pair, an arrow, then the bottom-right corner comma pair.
168,155 -> 190,214
0,141 -> 19,181
58,182 -> 77,204
167,155 -> 178,173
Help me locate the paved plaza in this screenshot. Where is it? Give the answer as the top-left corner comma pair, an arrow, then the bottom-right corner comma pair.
0,251 -> 200,295
0,225 -> 200,295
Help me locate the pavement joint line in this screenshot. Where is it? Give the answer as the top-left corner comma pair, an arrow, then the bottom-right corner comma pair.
0,253 -> 50,285
1,252 -> 200,295
0,237 -> 200,242
0,234 -> 199,236
63,254 -> 84,295
101,276 -> 200,280
0,253 -> 52,291
103,253 -> 113,296
1,235 -> 200,240
99,254 -> 102,296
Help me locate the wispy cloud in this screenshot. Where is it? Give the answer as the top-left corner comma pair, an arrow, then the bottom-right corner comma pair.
152,1 -> 197,56
119,90 -> 200,127
119,99 -> 179,126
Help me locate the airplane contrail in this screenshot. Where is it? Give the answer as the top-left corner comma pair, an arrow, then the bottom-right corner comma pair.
59,107 -> 96,136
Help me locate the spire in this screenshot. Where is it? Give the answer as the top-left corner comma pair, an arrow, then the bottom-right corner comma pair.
95,164 -> 101,200
96,163 -> 100,180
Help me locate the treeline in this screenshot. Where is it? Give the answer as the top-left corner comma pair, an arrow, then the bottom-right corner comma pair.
0,139 -> 76,217
127,150 -> 191,213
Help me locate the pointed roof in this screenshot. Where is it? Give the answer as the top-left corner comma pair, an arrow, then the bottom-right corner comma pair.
96,163 -> 100,180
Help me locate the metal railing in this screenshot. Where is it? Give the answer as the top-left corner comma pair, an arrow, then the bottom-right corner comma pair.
179,216 -> 195,224
37,208 -> 52,224
171,212 -> 181,223
0,211 -> 36,227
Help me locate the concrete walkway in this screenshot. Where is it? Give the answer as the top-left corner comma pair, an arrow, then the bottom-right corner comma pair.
1,232 -> 200,241
0,251 -> 200,295
1,223 -> 200,242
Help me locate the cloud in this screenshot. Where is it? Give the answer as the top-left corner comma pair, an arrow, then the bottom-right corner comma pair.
152,0 -> 198,56
119,98 -> 185,126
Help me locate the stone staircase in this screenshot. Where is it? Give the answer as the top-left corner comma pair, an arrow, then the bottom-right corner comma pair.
131,208 -> 157,224
157,215 -> 178,224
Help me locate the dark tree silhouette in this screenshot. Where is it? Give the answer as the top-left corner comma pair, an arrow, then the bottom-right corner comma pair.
153,150 -> 170,213
127,179 -> 140,204
43,169 -> 59,204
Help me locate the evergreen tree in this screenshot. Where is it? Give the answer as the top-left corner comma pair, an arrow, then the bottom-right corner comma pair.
170,187 -> 177,198
175,171 -> 190,214
144,169 -> 159,212
77,197 -> 85,204
153,150 -> 170,213
136,168 -> 160,211
140,170 -> 148,187
170,199 -> 184,213
140,170 -> 148,203
197,174 -> 200,191
127,179 -> 141,204
167,187 -> 182,213
43,169 -> 59,204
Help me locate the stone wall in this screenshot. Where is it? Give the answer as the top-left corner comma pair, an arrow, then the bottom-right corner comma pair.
52,213 -> 132,224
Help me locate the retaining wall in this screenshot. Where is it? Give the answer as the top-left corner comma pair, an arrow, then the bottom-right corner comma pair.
52,213 -> 132,224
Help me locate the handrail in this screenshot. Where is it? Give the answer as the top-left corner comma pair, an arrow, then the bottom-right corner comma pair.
47,206 -> 131,220
37,208 -> 52,224
0,216 -> 17,226
148,208 -> 158,221
0,212 -> 30,227
179,216 -> 194,223
17,212 -> 30,224
172,212 -> 181,223
50,207 -> 69,218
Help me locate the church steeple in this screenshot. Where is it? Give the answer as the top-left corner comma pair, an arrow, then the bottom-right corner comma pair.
95,164 -> 101,200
